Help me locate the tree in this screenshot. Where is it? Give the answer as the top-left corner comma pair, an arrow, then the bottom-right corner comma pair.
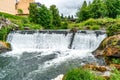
29,3 -> 38,23
89,0 -> 108,18
105,0 -> 120,18
76,1 -> 90,22
37,5 -> 52,28
61,13 -> 64,19
50,5 -> 61,27
29,4 -> 52,29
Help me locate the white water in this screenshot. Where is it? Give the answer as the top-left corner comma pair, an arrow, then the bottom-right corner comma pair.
1,30 -> 106,80
7,31 -> 72,50
72,32 -> 106,51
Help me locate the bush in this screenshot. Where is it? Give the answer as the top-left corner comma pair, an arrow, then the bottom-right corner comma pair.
61,22 -> 68,29
63,68 -> 105,80
84,18 -> 97,26
107,23 -> 120,36
90,25 -> 100,30
0,27 -> 11,41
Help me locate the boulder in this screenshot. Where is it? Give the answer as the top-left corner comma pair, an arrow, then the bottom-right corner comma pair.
94,34 -> 120,58
0,41 -> 11,53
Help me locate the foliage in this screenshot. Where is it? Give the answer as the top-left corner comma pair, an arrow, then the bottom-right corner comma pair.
50,5 -> 61,27
63,68 -> 105,80
0,27 -> 12,41
29,4 -> 52,29
29,3 -> 39,23
110,68 -> 120,80
112,58 -> 120,64
61,22 -> 68,29
76,0 -> 120,21
105,0 -> 120,18
17,9 -> 23,14
76,1 -> 90,22
89,0 -> 108,18
90,25 -> 100,30
107,23 -> 120,36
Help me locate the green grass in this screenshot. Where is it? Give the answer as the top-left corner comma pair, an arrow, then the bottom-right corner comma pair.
110,68 -> 120,80
68,18 -> 117,30
63,67 -> 105,80
0,12 -> 24,20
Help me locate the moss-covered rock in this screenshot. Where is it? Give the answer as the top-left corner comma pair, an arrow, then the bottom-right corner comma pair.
0,41 -> 11,53
94,34 -> 120,57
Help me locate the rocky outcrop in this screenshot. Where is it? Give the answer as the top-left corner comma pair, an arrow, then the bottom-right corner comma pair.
0,17 -> 18,30
0,41 -> 11,53
94,34 -> 120,58
83,64 -> 111,79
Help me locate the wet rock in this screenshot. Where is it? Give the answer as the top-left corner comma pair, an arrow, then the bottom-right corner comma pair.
0,41 -> 11,53
52,74 -> 64,80
24,27 -> 30,30
83,64 -> 111,79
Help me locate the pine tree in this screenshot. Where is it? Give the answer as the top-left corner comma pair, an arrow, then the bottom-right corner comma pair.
76,0 -> 89,22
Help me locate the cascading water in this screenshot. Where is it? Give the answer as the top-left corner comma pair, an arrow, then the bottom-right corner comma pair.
0,30 -> 106,80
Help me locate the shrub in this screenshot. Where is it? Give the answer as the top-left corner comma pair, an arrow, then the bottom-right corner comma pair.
61,22 -> 68,29
0,27 -> 11,41
84,18 -> 97,26
107,23 -> 120,36
63,68 -> 105,80
90,25 -> 100,30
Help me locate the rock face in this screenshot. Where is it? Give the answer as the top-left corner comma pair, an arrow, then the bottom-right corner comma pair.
0,17 -> 18,30
0,41 -> 11,53
94,34 -> 120,58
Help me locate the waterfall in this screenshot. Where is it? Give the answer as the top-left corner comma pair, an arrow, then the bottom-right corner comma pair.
7,30 -> 72,50
0,30 -> 106,80
7,30 -> 106,51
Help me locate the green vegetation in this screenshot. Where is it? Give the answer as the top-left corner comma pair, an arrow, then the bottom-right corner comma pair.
77,0 -> 120,22
0,27 -> 11,41
107,23 -> 120,36
110,68 -> 120,80
0,12 -> 42,40
63,67 -> 105,80
17,9 -> 23,14
50,5 -> 61,27
29,3 -> 61,29
112,58 -> 120,64
29,3 -> 52,29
